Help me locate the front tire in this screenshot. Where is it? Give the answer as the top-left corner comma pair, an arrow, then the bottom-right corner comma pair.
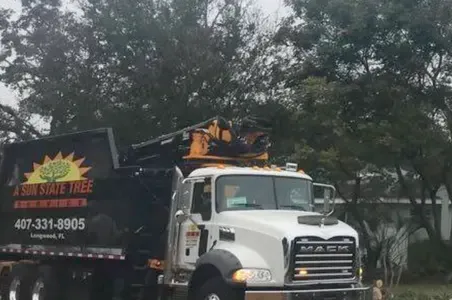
196,277 -> 242,300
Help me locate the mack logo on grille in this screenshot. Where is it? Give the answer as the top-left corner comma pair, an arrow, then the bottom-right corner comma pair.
300,245 -> 351,253
292,236 -> 356,282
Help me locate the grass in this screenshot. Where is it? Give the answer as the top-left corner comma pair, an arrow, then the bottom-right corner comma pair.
390,284 -> 452,296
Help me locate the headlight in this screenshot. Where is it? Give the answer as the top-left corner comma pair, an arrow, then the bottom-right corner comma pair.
231,268 -> 272,283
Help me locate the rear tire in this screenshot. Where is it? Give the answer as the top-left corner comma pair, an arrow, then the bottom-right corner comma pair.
196,277 -> 242,300
30,265 -> 60,300
0,267 -> 10,300
90,267 -> 114,300
7,263 -> 37,300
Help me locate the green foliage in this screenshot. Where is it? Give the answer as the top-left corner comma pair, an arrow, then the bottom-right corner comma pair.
279,0 -> 452,183
394,291 -> 451,300
277,0 -> 452,255
406,241 -> 449,279
0,103 -> 41,143
392,286 -> 452,300
0,0 -> 276,145
39,160 -> 70,182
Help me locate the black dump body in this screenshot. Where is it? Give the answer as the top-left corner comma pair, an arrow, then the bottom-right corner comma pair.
0,128 -> 173,261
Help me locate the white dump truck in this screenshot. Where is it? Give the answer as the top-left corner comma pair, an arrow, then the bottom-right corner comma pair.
0,116 -> 370,300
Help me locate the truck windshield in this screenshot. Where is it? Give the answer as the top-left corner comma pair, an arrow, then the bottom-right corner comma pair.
215,175 -> 313,212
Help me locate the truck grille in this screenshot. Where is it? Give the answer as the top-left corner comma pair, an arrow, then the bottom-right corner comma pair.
291,236 -> 356,282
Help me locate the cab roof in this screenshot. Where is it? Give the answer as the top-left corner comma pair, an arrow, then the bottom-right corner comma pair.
188,166 -> 313,181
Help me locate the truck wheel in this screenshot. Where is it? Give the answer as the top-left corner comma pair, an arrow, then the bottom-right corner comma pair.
30,265 -> 59,300
196,277 -> 242,300
7,263 -> 36,300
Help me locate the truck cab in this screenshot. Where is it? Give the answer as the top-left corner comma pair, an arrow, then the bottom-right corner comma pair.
163,164 -> 369,300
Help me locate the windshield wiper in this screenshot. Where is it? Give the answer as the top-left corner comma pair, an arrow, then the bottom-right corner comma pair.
279,205 -> 306,211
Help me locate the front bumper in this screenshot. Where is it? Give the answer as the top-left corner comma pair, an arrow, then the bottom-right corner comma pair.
244,286 -> 372,300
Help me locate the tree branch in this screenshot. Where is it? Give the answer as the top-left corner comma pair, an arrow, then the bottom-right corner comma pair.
0,103 -> 42,139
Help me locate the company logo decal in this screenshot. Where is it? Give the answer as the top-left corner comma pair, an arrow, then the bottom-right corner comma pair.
24,152 -> 91,184
12,151 -> 93,210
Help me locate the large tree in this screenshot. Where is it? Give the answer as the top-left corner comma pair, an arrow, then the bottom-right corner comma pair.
277,0 -> 452,271
0,0 -> 274,145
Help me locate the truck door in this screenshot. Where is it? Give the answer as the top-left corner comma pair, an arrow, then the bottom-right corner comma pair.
177,178 -> 213,269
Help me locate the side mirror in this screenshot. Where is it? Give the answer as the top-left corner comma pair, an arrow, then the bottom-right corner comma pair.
313,183 -> 336,216
175,209 -> 188,223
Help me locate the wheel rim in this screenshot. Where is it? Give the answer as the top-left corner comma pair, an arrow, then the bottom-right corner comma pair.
8,278 -> 20,300
205,293 -> 220,300
31,279 -> 44,300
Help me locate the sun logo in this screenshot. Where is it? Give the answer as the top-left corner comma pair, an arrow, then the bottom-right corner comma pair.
23,152 -> 91,184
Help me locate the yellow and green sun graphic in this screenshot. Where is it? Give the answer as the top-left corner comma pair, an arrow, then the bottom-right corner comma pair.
23,152 -> 91,184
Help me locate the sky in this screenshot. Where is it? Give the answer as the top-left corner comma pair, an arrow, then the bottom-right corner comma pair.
0,0 -> 289,109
